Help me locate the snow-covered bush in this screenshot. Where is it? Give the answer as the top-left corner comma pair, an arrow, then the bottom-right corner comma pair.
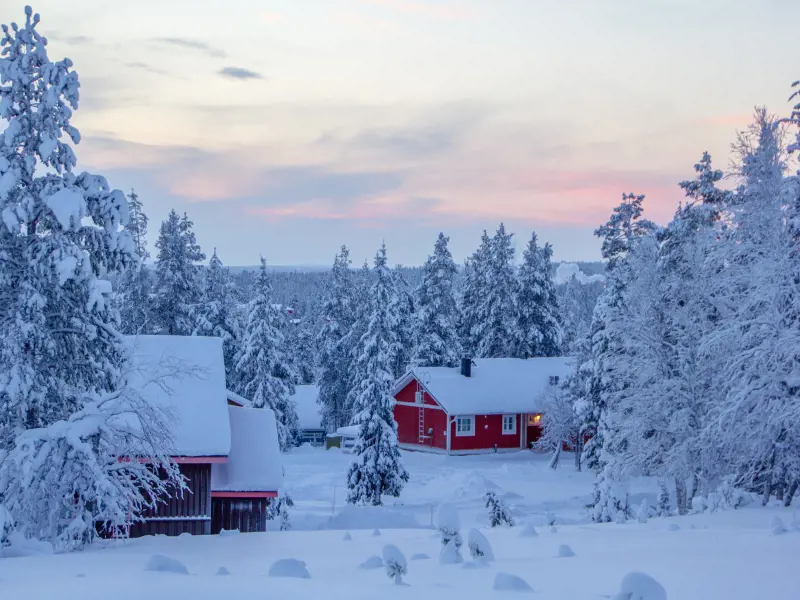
485,491 -> 514,527
545,511 -> 556,526
216,567 -> 230,576
439,538 -> 463,565
612,572 -> 666,600
636,500 -> 649,523
519,522 -> 538,537
144,554 -> 189,575
267,492 -> 294,531
690,496 -> 706,514
382,544 -> 407,585
372,528 -> 381,537
493,572 -> 532,592
657,482 -> 671,517
342,532 -> 352,541
411,553 -> 430,560
467,528 -> 494,562
770,516 -> 787,536
268,558 -> 311,579
436,502 -> 462,549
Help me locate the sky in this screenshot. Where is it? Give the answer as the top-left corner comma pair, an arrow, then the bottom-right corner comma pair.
7,0 -> 800,266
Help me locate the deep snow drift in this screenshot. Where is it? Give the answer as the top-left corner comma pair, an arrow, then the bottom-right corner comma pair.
0,449 -> 797,600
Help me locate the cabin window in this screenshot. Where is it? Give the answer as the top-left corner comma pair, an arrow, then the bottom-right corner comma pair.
528,413 -> 543,426
502,415 -> 516,435
455,416 -> 475,436
549,375 -> 560,386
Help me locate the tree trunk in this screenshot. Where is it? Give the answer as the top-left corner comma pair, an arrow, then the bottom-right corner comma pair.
762,445 -> 777,506
675,477 -> 688,516
549,445 -> 561,470
785,479 -> 798,507
574,433 -> 583,472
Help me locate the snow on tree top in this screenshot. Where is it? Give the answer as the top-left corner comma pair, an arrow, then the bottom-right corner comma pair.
45,187 -> 86,231
125,335 -> 231,457
554,262 -> 605,286
292,385 -> 322,430
211,406 -> 283,493
393,357 -> 574,415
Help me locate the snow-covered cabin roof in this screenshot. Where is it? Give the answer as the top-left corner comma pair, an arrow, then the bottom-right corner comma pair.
226,389 -> 252,408
211,406 -> 283,493
125,335 -> 231,458
292,385 -> 322,430
392,357 -> 574,416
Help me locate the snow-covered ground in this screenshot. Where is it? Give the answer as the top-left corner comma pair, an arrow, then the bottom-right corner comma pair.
1,448 -> 798,599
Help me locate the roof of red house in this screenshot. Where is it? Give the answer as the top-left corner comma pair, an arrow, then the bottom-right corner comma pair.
211,406 -> 283,493
125,335 -> 231,458
392,357 -> 574,416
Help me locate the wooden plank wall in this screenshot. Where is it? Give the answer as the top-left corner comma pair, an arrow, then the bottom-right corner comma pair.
211,498 -> 269,534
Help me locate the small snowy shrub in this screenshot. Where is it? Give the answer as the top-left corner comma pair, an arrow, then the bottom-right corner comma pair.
267,492 -> 294,531
613,572 -> 667,600
268,558 -> 311,579
411,552 -> 430,560
545,511 -> 556,526
485,491 -> 514,527
467,528 -> 494,562
519,523 -> 538,537
343,532 -> 352,541
144,554 -> 189,575
439,538 -> 463,565
493,572 -> 532,592
216,567 -> 230,576
657,482 -> 671,517
770,516 -> 787,536
716,479 -> 750,510
636,500 -> 649,523
372,528 -> 381,537
382,544 -> 407,585
436,503 -> 462,549
690,496 -> 706,514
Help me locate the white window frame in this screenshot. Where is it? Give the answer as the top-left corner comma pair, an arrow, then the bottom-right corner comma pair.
502,414 -> 517,435
455,416 -> 475,437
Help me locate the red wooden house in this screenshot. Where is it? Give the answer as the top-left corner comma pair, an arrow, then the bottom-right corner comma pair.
125,335 -> 282,537
391,357 -> 573,454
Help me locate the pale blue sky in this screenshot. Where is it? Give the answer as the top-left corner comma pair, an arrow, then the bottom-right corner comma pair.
11,0 -> 800,265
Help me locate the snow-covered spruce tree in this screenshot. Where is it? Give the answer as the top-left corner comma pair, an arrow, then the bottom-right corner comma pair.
484,490 -> 514,527
412,232 -> 462,368
0,7 -> 180,548
117,189 -> 154,335
153,209 -> 205,335
234,258 -> 298,450
287,318 -> 316,385
584,194 -> 657,522
389,266 -> 415,378
702,108 -> 800,506
514,232 -> 563,358
557,273 -> 604,353
473,223 -> 517,358
342,259 -> 375,421
316,246 -> 356,431
192,248 -> 239,384
458,230 -> 491,356
346,245 -> 409,506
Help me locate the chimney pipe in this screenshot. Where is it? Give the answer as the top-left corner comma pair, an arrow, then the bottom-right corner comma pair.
460,357 -> 472,378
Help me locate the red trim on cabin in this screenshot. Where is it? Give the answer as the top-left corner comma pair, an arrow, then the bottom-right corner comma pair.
173,456 -> 228,464
211,491 -> 278,499
227,398 -> 246,407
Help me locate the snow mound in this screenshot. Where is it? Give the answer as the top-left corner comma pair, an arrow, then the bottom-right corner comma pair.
613,572 -> 667,600
411,553 -> 430,560
327,505 -> 421,530
637,501 -> 649,523
359,555 -> 384,570
557,544 -> 575,558
493,572 -> 532,592
439,538 -> 464,565
1,533 -> 54,558
771,516 -> 787,536
519,523 -> 538,537
216,567 -> 230,576
372,528 -> 381,537
342,532 -> 352,541
452,471 -> 502,500
269,558 -> 311,579
144,554 -> 189,575
667,523 -> 680,531
549,526 -> 558,533
467,528 -> 494,561
219,529 -> 240,537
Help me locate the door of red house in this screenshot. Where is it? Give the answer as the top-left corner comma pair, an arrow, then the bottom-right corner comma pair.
526,413 -> 543,448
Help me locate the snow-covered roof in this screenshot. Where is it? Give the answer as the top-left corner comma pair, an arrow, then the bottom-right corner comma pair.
292,385 -> 322,430
333,425 -> 359,438
226,389 -> 252,408
211,406 -> 283,493
393,357 -> 574,416
125,335 -> 231,457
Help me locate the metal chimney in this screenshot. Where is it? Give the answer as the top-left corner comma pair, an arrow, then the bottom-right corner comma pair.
460,357 -> 472,378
